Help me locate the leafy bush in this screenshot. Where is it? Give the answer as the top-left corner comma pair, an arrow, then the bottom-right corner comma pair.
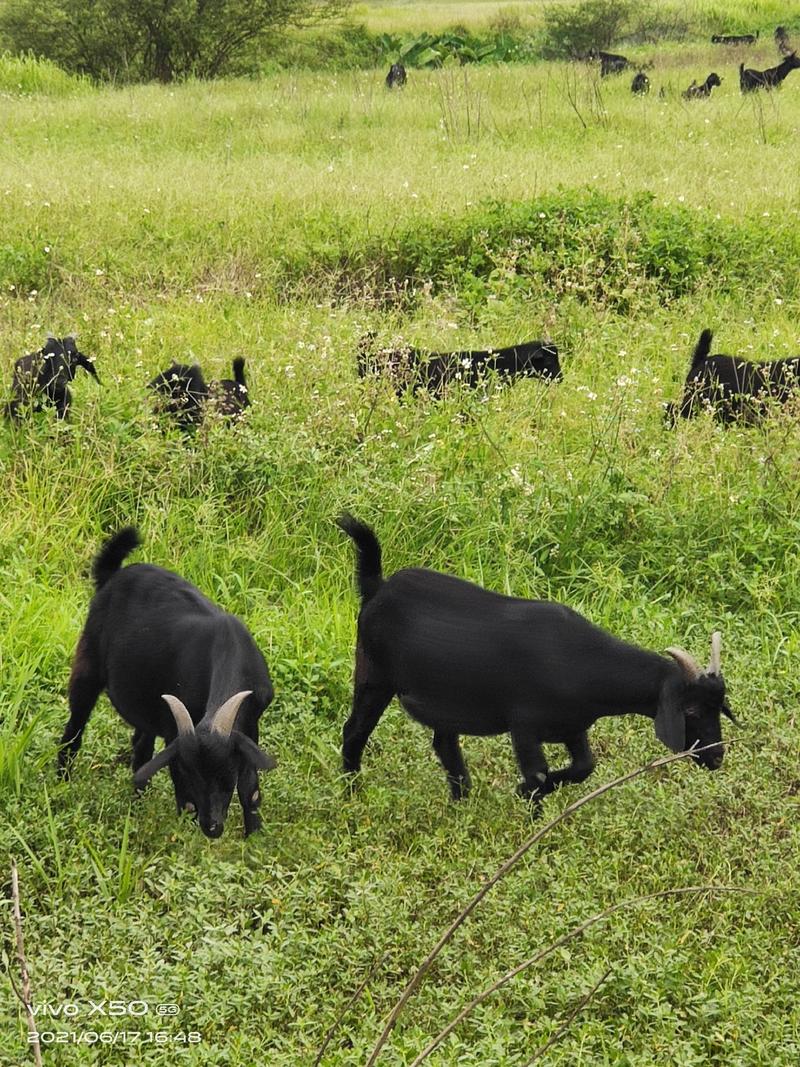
542,0 -> 636,57
0,50 -> 89,94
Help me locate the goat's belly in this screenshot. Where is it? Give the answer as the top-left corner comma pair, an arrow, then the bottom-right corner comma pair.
397,692 -> 508,736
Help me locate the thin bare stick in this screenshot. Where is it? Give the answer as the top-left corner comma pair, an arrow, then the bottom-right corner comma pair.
408,884 -> 752,1067
364,739 -> 741,1066
523,967 -> 612,1066
312,952 -> 388,1067
10,859 -> 42,1067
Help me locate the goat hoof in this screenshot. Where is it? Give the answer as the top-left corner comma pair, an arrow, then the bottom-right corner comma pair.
244,813 -> 263,836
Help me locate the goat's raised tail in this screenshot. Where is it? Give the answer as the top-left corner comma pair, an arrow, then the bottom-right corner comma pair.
92,527 -> 140,590
690,328 -> 713,370
232,357 -> 247,388
337,513 -> 383,603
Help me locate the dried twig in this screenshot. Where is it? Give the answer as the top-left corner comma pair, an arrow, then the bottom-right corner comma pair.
364,739 -> 742,1066
523,967 -> 612,1065
10,859 -> 42,1067
407,884 -> 752,1067
312,952 -> 388,1067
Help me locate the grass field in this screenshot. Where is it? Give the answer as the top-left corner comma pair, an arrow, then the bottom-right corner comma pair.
2,7 -> 800,1065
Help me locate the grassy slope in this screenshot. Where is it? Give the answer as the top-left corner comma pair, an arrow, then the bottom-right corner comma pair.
2,26 -> 800,1067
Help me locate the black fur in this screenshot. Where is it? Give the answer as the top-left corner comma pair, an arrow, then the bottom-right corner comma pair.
683,73 -> 722,99
385,63 -> 407,89
147,362 -> 208,429
631,71 -> 650,95
358,335 -> 562,397
740,52 -> 800,91
338,515 -> 731,805
667,328 -> 800,424
590,50 -> 630,77
5,336 -> 99,421
775,26 -> 793,57
59,529 -> 276,838
209,357 -> 250,419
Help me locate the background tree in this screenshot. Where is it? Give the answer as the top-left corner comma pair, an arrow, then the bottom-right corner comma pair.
0,0 -> 348,82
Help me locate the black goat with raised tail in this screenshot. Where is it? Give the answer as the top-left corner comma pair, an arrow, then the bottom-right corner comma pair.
58,528 -> 276,838
5,335 -> 98,420
337,515 -> 733,806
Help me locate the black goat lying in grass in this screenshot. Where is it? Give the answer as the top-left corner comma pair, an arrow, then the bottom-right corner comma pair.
148,358 -> 249,427
5,335 -> 98,420
337,515 -> 733,805
631,71 -> 650,95
666,328 -> 800,425
357,333 -> 561,397
740,52 -> 800,91
683,73 -> 722,98
385,63 -> 407,89
58,528 -> 276,838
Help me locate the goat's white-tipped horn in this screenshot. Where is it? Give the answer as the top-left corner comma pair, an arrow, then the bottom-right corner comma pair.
162,694 -> 195,736
707,631 -> 722,675
210,690 -> 252,738
666,647 -> 701,680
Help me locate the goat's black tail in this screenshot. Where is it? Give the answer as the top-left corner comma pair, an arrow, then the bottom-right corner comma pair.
232,357 -> 246,388
337,513 -> 383,603
92,527 -> 140,590
690,328 -> 713,370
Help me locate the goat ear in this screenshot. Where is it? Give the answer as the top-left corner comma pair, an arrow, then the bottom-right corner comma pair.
654,678 -> 686,753
235,733 -> 277,772
133,742 -> 177,788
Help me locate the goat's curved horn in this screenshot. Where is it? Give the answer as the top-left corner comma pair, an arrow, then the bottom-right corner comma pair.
210,690 -> 252,738
707,631 -> 722,675
666,647 -> 701,679
162,694 -> 195,736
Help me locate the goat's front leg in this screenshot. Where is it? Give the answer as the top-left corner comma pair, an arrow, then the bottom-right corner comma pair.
547,732 -> 596,788
131,729 -> 156,776
510,729 -> 551,803
432,731 -> 471,800
236,733 -> 263,836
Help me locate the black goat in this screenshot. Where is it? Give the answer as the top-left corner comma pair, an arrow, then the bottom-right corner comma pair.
385,63 -> 407,89
683,73 -> 722,99
58,528 -> 276,838
631,71 -> 650,95
337,515 -> 733,804
776,26 -> 793,57
147,362 -> 209,429
711,32 -> 758,45
592,50 -> 630,77
209,357 -> 250,419
357,334 -> 561,397
740,52 -> 800,91
5,335 -> 98,420
667,328 -> 800,425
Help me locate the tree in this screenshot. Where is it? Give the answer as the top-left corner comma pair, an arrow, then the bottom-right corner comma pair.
0,0 -> 349,82
542,0 -> 635,58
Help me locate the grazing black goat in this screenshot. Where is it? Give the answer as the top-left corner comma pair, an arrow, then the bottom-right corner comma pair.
385,63 -> 407,89
631,71 -> 650,95
666,328 -> 800,425
712,32 -> 758,45
776,26 -> 793,57
147,361 -> 208,429
5,335 -> 98,420
209,357 -> 250,419
58,528 -> 276,838
591,50 -> 630,77
740,52 -> 800,91
337,515 -> 733,804
357,334 -> 561,397
683,73 -> 722,99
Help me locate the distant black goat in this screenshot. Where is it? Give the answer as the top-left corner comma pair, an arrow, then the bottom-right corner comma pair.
776,26 -> 793,57
5,335 -> 98,420
357,334 -> 561,397
209,357 -> 250,419
592,50 -> 630,77
148,361 -> 208,429
337,515 -> 733,804
740,51 -> 800,91
631,71 -> 650,95
667,328 -> 800,424
711,32 -> 758,45
683,73 -> 722,99
385,63 -> 407,89
58,528 -> 276,838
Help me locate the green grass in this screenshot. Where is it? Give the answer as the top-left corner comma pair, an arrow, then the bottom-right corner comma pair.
2,18 -> 800,1067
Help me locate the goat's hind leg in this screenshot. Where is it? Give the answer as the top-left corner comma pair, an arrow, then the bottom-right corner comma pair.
547,732 -> 595,788
342,645 -> 393,777
58,632 -> 104,777
510,729 -> 551,804
432,731 -> 471,800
